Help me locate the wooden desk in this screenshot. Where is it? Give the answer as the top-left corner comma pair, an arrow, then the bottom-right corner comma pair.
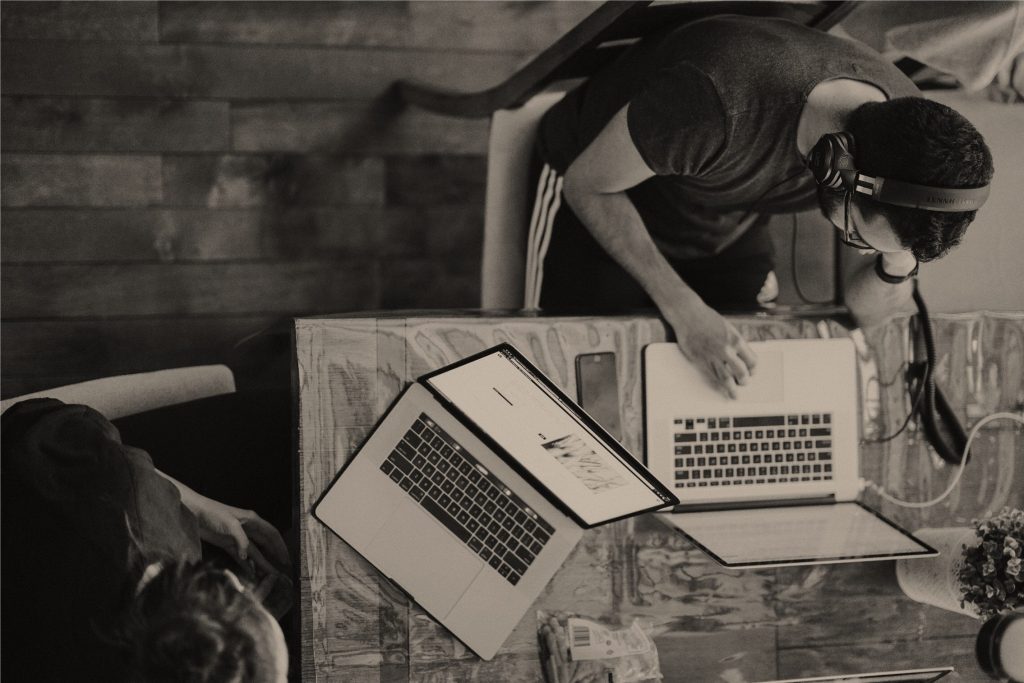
294,311 -> 1024,682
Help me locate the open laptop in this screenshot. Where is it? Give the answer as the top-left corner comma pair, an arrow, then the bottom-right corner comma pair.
754,667 -> 954,683
644,338 -> 937,568
315,343 -> 677,660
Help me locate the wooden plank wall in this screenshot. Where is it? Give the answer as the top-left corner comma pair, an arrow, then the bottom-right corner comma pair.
0,1 -> 599,396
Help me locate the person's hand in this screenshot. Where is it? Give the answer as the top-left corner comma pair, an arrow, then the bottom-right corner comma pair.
538,617 -> 612,683
188,495 -> 295,617
665,301 -> 757,399
188,495 -> 292,578
880,250 -> 918,278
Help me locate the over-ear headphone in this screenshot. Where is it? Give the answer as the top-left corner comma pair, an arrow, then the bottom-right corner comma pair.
808,132 -> 990,212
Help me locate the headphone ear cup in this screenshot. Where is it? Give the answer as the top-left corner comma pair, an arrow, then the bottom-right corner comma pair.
809,133 -> 857,191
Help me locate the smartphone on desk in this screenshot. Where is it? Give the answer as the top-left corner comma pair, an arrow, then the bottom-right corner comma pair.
575,352 -> 622,442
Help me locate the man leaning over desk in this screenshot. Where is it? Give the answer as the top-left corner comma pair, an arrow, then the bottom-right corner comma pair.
526,15 -> 993,397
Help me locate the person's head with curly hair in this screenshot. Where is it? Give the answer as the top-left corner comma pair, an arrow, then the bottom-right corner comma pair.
816,96 -> 994,261
115,560 -> 288,683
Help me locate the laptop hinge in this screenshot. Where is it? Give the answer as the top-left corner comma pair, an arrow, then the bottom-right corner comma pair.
672,494 -> 837,513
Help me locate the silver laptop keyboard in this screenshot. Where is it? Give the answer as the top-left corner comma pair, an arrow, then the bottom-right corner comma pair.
380,414 -> 554,586
672,413 -> 833,488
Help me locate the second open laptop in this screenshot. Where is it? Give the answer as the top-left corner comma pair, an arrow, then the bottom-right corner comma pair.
754,667 -> 954,683
644,338 -> 936,568
316,343 -> 677,660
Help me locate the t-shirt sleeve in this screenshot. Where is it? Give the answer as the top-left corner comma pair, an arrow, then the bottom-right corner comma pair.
627,62 -> 726,177
1,398 -> 201,560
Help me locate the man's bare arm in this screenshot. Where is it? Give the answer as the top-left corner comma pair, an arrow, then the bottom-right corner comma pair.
562,105 -> 756,396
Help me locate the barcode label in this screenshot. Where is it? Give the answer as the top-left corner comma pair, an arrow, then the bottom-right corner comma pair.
566,617 -> 653,661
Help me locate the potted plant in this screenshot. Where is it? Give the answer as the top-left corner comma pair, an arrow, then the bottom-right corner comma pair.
896,507 -> 1023,618
957,507 -> 1023,619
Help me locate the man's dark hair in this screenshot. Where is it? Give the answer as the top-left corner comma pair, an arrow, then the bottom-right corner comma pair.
114,560 -> 262,683
847,97 -> 993,261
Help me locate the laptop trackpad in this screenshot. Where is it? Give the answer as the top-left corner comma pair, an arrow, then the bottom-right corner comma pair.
365,498 -> 482,618
736,349 -> 784,403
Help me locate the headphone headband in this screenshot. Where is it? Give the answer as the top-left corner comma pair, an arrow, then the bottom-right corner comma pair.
854,174 -> 990,212
809,132 -> 990,213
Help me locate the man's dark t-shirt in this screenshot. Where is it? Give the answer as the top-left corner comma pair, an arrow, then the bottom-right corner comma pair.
538,15 -> 920,259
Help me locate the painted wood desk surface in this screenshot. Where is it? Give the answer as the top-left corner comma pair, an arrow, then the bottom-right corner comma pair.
293,311 -> 1024,683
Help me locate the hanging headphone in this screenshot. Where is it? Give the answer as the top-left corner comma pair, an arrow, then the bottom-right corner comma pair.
805,132 -> 978,465
808,132 -> 991,212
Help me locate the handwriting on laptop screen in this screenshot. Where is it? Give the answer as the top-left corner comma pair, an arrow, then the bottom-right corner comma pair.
426,350 -> 666,525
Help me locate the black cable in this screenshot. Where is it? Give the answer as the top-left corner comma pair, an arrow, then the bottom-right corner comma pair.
863,365 -> 928,444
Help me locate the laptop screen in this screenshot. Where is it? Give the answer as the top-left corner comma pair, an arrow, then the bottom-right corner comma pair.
660,501 -> 936,568
425,346 -> 673,525
754,668 -> 953,683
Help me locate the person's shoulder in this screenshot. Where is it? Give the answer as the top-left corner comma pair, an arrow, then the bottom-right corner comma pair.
2,398 -> 111,452
1,398 -> 148,488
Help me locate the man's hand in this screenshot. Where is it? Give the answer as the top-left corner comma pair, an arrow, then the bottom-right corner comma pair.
154,468 -> 292,578
188,495 -> 291,577
665,301 -> 757,399
844,248 -> 917,329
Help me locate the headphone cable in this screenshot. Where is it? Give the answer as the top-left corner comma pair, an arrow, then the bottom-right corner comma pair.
861,411 -> 1024,509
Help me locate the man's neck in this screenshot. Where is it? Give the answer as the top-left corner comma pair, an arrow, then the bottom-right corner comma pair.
797,79 -> 888,157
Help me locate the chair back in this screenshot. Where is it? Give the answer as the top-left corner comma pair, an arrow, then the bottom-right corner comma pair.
481,91 -> 566,309
0,365 -> 236,420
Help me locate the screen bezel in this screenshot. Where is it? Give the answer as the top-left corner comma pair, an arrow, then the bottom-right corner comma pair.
419,342 -> 679,529
672,500 -> 938,568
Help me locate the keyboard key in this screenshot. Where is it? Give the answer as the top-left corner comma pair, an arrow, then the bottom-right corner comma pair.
504,552 -> 528,576
734,415 -> 786,427
422,497 -> 471,543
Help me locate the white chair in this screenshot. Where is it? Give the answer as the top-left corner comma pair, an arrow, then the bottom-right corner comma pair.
481,90 -> 566,310
0,365 -> 236,420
